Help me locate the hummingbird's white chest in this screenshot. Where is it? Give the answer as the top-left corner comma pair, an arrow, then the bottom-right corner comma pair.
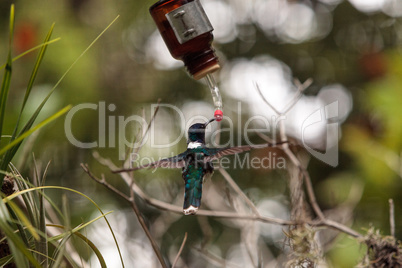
187,142 -> 202,149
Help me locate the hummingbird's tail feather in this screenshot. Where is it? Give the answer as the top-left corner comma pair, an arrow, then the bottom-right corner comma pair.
183,177 -> 203,215
183,205 -> 198,215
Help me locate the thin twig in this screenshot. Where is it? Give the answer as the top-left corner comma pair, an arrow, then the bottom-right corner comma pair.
81,163 -> 130,202
124,99 -> 162,169
389,199 -> 395,237
300,167 -> 326,221
282,78 -> 313,115
172,232 -> 188,268
317,219 -> 362,238
255,82 -> 281,115
133,99 -> 161,155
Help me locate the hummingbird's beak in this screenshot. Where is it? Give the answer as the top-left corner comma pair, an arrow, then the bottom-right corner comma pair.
204,118 -> 215,127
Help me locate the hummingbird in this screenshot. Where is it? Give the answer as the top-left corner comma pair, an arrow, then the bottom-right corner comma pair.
113,118 -> 285,215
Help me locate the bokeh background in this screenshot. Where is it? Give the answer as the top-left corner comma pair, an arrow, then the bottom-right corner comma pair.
1,0 -> 402,266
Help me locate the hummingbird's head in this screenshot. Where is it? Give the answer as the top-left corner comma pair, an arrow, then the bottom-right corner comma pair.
187,118 -> 215,145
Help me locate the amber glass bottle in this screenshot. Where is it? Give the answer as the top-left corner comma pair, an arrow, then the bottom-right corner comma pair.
149,0 -> 220,80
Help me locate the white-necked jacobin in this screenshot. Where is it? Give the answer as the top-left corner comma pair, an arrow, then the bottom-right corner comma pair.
113,118 -> 285,215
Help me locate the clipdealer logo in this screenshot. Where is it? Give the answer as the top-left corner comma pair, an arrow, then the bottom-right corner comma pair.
64,101 -> 340,166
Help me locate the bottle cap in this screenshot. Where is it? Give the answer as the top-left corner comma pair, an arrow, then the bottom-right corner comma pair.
214,109 -> 223,121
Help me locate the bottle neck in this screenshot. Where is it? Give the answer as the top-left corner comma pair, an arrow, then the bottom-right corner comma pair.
182,47 -> 220,80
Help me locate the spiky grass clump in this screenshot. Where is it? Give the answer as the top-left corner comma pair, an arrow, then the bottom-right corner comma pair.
0,165 -> 118,268
358,228 -> 402,268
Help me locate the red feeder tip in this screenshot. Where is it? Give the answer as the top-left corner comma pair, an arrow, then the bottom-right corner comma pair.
214,109 -> 223,121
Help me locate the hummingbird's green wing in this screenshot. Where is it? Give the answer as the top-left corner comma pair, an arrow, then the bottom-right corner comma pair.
112,152 -> 187,173
202,141 -> 288,162
202,145 -> 253,162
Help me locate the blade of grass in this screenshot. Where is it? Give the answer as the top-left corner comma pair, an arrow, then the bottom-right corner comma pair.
51,15 -> 120,92
0,38 -> 60,70
7,200 -> 40,241
36,161 -> 51,267
4,203 -> 31,254
12,168 -> 39,229
0,62 -> 12,144
0,196 -> 41,268
51,233 -> 69,268
48,224 -> 107,268
48,211 -> 113,242
4,168 -> 32,248
0,255 -> 13,266
0,4 -> 15,144
0,105 -> 72,156
20,23 -> 56,117
49,194 -> 71,267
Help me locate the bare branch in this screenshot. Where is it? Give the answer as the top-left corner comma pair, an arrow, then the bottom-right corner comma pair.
317,219 -> 362,238
172,232 -> 188,268
282,78 -> 313,115
254,82 -> 281,115
255,78 -> 313,116
81,163 -> 130,202
132,98 -> 161,156
300,167 -> 326,221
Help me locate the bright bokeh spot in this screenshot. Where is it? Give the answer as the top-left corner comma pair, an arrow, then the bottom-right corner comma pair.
145,31 -> 183,70
349,0 -> 386,13
203,0 -> 237,43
